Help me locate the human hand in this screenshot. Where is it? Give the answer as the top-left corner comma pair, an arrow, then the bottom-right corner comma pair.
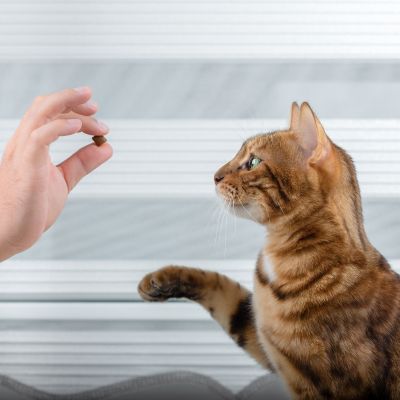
0,87 -> 112,261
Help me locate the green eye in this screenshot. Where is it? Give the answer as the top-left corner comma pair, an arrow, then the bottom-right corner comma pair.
248,157 -> 262,169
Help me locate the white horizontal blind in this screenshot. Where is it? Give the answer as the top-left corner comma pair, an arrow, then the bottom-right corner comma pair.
0,322 -> 264,394
1,259 -> 399,301
1,261 -> 399,394
0,260 -> 254,301
0,300 -> 265,394
1,119 -> 400,198
0,0 -> 400,60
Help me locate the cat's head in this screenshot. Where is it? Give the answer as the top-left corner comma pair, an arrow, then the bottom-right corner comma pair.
214,102 -> 358,225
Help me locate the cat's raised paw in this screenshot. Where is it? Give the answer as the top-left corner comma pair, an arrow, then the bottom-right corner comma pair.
138,266 -> 197,302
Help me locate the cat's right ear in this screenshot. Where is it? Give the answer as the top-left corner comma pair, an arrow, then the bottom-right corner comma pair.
289,102 -> 300,131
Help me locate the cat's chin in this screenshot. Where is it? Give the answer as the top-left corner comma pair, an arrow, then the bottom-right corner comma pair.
215,187 -> 265,223
230,202 -> 265,224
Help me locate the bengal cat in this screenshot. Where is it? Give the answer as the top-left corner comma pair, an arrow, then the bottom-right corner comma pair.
138,102 -> 400,399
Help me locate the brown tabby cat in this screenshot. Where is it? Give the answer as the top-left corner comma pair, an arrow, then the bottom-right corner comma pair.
138,102 -> 400,399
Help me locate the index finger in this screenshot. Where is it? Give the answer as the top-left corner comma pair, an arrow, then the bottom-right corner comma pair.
21,87 -> 92,131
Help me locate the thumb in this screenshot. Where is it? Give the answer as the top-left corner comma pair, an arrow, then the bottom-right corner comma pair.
57,143 -> 113,192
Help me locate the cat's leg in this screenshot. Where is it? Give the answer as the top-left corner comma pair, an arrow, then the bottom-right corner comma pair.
138,265 -> 273,370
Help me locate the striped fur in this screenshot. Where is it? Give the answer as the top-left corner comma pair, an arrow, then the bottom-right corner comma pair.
138,102 -> 400,399
138,265 -> 272,369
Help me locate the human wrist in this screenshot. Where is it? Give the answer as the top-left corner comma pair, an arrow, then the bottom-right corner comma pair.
0,215 -> 23,261
0,239 -> 18,261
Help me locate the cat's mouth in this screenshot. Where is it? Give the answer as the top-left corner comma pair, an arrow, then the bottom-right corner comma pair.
216,189 -> 263,222
230,202 -> 264,222
216,187 -> 238,206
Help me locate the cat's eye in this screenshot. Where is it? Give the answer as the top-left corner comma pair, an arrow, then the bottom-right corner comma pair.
248,156 -> 262,170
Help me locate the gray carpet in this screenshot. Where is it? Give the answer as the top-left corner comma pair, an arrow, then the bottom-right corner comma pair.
0,372 -> 290,400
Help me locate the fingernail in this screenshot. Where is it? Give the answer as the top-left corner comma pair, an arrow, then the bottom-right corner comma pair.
98,121 -> 109,134
67,119 -> 82,130
74,86 -> 90,94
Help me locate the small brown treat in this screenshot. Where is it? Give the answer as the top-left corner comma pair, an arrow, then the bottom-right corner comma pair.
92,136 -> 107,147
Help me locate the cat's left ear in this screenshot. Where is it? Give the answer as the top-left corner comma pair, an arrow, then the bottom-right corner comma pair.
296,102 -> 333,168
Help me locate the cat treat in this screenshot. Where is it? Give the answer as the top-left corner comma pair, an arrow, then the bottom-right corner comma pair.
92,135 -> 107,146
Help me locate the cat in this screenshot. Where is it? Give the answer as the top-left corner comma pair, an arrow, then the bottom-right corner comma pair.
138,102 -> 400,399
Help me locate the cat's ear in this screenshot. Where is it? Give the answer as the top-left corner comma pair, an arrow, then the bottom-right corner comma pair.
289,102 -> 300,131
297,102 -> 332,167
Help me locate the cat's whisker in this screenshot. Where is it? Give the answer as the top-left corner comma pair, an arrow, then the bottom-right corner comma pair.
214,200 -> 225,245
210,201 -> 219,219
212,200 -> 223,230
210,204 -> 218,232
210,198 -> 220,244
223,198 -> 231,258
217,196 -> 231,258
238,197 -> 256,221
223,207 -> 227,258
216,197 -> 229,246
230,198 -> 238,239
230,198 -> 238,235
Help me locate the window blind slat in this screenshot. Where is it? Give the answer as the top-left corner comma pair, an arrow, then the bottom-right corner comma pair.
1,119 -> 399,198
1,260 -> 399,301
1,0 -> 400,59
0,260 -> 254,301
0,301 -> 266,393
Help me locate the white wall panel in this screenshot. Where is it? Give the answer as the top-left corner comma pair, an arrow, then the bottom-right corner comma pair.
1,119 -> 400,198
0,0 -> 400,60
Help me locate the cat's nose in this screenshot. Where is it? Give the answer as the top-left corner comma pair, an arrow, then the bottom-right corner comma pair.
214,174 -> 224,185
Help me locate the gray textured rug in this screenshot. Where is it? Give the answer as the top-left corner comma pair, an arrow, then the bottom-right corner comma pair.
0,372 -> 290,400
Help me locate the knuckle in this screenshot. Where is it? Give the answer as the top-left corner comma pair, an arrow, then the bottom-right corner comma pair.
31,127 -> 40,136
28,96 -> 48,120
30,129 -> 43,145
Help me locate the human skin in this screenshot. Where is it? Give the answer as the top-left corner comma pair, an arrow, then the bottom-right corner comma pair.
0,87 -> 113,261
